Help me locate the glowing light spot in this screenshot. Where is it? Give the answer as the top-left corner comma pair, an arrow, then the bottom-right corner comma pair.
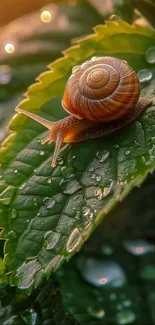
99,277 -> 107,285
41,10 -> 52,23
69,0 -> 77,5
135,247 -> 144,254
5,43 -> 15,54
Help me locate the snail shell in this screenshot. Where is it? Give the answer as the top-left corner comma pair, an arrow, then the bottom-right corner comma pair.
62,56 -> 140,122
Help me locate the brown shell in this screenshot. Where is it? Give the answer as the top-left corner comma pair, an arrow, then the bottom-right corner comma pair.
62,57 -> 141,122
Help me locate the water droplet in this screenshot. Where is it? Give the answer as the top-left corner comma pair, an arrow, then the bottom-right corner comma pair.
61,166 -> 74,178
115,310 -> 136,324
37,138 -> 41,143
8,230 -> 17,239
14,169 -> 18,174
44,231 -> 61,250
77,257 -> 126,288
11,208 -> 17,219
57,157 -> 64,165
34,197 -> 38,205
39,150 -> 44,156
91,173 -> 96,180
88,166 -> 94,172
145,46 -> 155,64
96,150 -> 109,163
37,212 -> 40,217
26,219 -> 29,223
29,309 -> 37,325
46,197 -> 56,209
137,69 -> 152,83
123,240 -> 155,255
66,228 -> 82,253
88,306 -> 105,319
96,175 -> 102,182
47,177 -> 52,184
113,144 -> 120,149
20,183 -> 26,190
102,245 -> 113,255
63,179 -> 81,194
0,65 -> 12,84
17,259 -> 41,289
82,207 -> 94,220
140,265 -> 155,280
34,169 -> 37,174
125,150 -> 130,155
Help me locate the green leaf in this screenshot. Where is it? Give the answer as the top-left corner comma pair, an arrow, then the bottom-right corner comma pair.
0,275 -> 75,325
1,20 -> 155,287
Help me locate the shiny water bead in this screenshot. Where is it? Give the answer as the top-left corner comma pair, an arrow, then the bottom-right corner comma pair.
66,228 -> 82,253
77,256 -> 126,288
137,69 -> 152,83
145,47 -> 155,64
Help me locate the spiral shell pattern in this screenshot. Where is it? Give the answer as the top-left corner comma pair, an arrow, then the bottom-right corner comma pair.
62,57 -> 140,122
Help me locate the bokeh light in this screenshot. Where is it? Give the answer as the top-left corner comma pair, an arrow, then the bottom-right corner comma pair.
4,43 -> 15,53
69,0 -> 77,5
40,10 -> 52,23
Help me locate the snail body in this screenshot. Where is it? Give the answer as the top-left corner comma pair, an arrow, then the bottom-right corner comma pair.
16,57 -> 153,167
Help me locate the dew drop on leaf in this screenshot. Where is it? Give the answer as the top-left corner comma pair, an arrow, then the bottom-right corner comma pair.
10,208 -> 17,219
96,175 -> 102,182
115,310 -> 136,324
14,169 -> 18,174
137,69 -> 152,83
77,257 -> 126,288
88,306 -> 105,319
66,228 -> 82,253
123,240 -> 155,255
125,150 -> 130,155
145,46 -> 155,64
47,178 -> 52,184
45,197 -> 56,209
17,259 -> 41,289
82,206 -> 94,220
90,173 -> 96,180
39,150 -> 44,156
57,157 -> 64,165
96,150 -> 109,162
88,166 -> 94,172
44,231 -> 61,250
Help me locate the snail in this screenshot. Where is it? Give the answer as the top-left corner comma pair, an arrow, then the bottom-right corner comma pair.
15,56 -> 153,167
